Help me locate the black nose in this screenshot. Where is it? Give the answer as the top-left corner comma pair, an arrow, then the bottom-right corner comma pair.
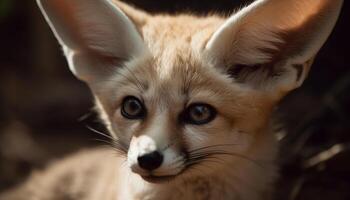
137,151 -> 163,171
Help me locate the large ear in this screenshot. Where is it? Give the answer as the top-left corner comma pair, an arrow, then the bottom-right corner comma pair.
37,0 -> 148,82
205,0 -> 343,99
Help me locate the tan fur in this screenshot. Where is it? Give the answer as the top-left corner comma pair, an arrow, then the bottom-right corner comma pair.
0,148 -> 122,200
1,0 -> 343,199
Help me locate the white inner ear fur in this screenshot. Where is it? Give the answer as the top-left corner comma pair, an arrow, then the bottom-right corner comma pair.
205,0 -> 343,95
37,0 -> 147,81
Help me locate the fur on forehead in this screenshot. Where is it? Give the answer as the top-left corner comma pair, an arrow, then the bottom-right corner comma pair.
95,44 -> 274,131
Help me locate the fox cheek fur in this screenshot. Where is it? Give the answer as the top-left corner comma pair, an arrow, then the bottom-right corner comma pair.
33,0 -> 343,199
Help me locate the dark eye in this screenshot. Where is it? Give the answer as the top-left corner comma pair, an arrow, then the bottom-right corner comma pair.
183,103 -> 217,125
121,96 -> 146,120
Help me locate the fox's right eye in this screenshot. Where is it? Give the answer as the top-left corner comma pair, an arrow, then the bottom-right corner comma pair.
182,103 -> 217,125
121,96 -> 146,120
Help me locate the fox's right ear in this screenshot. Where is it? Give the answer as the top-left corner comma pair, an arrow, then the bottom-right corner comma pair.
37,0 -> 148,82
205,0 -> 343,100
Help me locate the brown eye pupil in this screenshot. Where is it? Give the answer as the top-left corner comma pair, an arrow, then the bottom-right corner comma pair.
183,103 -> 216,125
121,96 -> 145,119
127,100 -> 140,114
191,106 -> 209,120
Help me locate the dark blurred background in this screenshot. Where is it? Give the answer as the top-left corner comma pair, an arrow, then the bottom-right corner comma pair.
0,0 -> 349,199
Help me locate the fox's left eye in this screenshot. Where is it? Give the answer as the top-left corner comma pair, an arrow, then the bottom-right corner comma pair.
183,103 -> 217,125
121,96 -> 146,120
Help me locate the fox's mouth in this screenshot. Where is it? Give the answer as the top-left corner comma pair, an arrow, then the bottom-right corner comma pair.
141,174 -> 177,183
129,150 -> 187,184
137,166 -> 185,183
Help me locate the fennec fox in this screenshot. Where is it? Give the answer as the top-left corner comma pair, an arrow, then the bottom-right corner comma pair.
1,0 -> 343,199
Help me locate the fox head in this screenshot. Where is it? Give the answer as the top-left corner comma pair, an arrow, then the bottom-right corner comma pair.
37,0 -> 342,182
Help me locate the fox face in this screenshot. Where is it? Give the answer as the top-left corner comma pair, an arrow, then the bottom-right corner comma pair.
100,48 -> 272,180
37,0 -> 343,187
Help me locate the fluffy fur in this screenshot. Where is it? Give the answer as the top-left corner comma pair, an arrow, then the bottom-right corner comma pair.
0,0 -> 343,199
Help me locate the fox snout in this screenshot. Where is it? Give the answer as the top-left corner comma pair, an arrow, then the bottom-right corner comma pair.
127,134 -> 185,179
137,151 -> 164,171
128,135 -> 163,171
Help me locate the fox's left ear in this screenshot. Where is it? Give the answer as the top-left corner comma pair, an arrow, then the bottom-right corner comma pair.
206,0 -> 343,100
37,0 -> 148,83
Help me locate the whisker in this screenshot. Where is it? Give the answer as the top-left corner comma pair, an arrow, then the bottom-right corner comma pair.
186,150 -> 266,169
86,125 -> 115,141
187,156 -> 264,193
91,141 -> 125,156
112,141 -> 128,153
78,111 -> 95,122
93,139 -> 127,154
111,149 -> 127,158
188,143 -> 242,153
93,138 -> 115,146
85,124 -> 128,153
191,155 -> 226,163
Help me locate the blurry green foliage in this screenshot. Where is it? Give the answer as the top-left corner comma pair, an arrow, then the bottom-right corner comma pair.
0,0 -> 13,19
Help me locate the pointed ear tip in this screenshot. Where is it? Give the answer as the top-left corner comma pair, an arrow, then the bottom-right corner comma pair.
36,0 -> 55,5
36,0 -> 44,6
36,0 -> 64,9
